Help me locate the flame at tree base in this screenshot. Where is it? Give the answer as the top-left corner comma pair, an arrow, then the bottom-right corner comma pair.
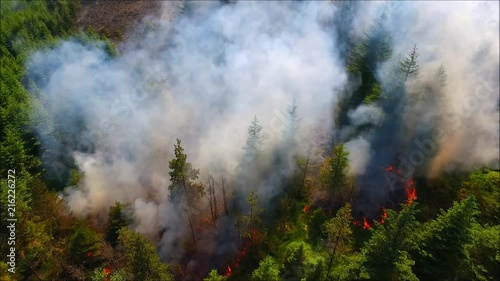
405,178 -> 417,205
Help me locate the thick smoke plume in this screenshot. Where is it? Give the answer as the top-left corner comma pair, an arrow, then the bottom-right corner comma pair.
336,1 -> 499,217
28,0 -> 498,278
29,1 -> 345,277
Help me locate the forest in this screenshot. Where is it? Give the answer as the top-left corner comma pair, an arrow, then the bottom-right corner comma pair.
0,1 -> 499,281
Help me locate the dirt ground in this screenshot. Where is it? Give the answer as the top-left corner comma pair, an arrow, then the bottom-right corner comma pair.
77,0 -> 163,43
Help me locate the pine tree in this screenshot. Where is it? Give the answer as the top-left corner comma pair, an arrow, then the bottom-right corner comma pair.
243,116 -> 263,163
68,224 -> 101,268
168,139 -> 204,205
413,197 -> 479,280
203,269 -> 227,281
435,64 -> 447,88
251,256 -> 281,281
321,143 -> 350,203
105,202 -> 131,247
361,204 -> 418,280
118,228 -> 174,281
324,203 -> 354,278
246,190 -> 261,245
400,44 -> 420,80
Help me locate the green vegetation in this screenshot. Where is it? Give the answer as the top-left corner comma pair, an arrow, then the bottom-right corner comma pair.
0,2 -> 498,281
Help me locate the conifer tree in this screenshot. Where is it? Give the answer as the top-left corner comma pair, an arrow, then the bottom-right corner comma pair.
413,197 -> 479,280
324,203 -> 354,278
168,139 -> 204,205
400,44 -> 420,80
361,204 -> 418,280
118,228 -> 174,281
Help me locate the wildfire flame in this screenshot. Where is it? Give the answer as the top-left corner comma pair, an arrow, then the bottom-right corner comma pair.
303,205 -> 309,213
382,165 -> 401,173
224,265 -> 232,277
362,217 -> 371,229
103,267 -> 111,275
380,208 -> 388,224
224,230 -> 259,277
405,178 -> 417,205
354,207 -> 390,229
353,217 -> 372,229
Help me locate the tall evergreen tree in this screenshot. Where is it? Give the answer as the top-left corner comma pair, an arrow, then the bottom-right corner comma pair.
251,256 -> 281,281
324,203 -> 354,278
400,44 -> 420,80
361,204 -> 419,281
243,116 -> 263,162
168,139 -> 204,205
321,143 -> 350,203
118,228 -> 174,281
413,197 -> 479,280
105,202 -> 131,247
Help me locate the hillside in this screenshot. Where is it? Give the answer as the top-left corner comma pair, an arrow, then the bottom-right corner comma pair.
1,1 -> 499,281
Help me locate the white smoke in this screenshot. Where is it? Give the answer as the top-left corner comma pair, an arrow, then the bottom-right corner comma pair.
29,0 -> 346,265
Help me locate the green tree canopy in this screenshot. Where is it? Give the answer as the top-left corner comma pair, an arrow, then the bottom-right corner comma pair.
118,228 -> 174,281
251,256 -> 281,281
168,138 -> 204,205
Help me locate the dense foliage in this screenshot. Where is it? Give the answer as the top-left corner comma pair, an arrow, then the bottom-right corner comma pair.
1,1 -> 498,281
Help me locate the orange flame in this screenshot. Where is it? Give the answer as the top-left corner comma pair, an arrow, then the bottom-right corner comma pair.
380,208 -> 388,224
303,205 -> 309,213
382,165 -> 402,174
225,265 -> 232,277
362,217 -> 371,229
405,178 -> 417,205
103,267 -> 111,275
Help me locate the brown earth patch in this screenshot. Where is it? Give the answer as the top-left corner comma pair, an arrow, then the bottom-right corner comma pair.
77,0 -> 162,43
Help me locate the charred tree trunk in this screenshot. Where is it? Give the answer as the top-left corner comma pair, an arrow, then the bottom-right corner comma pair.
207,176 -> 219,226
184,208 -> 196,245
220,175 -> 229,216
302,145 -> 312,186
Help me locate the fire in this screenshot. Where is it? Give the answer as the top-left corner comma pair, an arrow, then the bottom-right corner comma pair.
224,265 -> 232,277
353,217 -> 371,229
103,267 -> 111,275
405,178 -> 417,205
380,208 -> 388,224
362,217 -> 371,230
303,205 -> 309,213
382,165 -> 401,173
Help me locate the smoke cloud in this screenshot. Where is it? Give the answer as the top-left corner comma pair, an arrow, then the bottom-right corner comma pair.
28,1 -> 347,276
27,0 -> 498,277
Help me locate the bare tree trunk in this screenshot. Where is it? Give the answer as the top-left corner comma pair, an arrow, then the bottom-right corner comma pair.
220,175 -> 229,216
302,145 -> 312,186
207,175 -> 219,226
184,208 -> 196,245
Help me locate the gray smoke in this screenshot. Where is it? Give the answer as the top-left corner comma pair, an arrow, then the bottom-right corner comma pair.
28,1 -> 346,276
27,0 -> 498,277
